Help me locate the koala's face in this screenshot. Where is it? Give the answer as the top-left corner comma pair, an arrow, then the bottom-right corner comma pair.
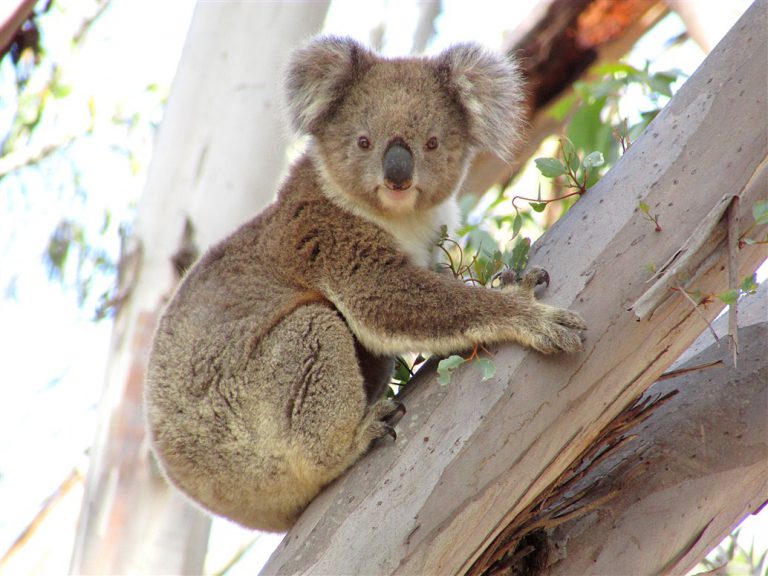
287,37 -> 525,218
314,62 -> 471,216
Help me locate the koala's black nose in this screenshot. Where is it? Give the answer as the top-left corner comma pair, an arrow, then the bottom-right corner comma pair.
382,142 -> 414,190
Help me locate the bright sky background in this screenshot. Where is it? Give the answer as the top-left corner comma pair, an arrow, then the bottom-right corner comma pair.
0,0 -> 762,574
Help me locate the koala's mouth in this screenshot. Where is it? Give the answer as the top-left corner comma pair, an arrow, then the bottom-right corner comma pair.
376,185 -> 419,213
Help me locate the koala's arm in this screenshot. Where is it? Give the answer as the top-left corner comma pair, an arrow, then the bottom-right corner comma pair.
316,239 -> 585,356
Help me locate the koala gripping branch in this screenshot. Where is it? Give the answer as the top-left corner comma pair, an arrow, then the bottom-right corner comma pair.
263,3 -> 767,575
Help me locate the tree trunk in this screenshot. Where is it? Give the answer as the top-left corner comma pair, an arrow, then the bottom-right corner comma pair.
263,1 -> 767,573
69,3 -> 329,574
667,0 -> 753,53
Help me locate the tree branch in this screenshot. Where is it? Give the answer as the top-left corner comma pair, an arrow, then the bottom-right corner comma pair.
264,2 -> 767,573
0,0 -> 37,58
540,283 -> 768,575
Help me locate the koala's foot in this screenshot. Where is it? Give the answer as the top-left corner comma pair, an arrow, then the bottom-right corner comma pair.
498,266 -> 550,295
527,303 -> 587,354
520,267 -> 550,294
357,398 -> 404,444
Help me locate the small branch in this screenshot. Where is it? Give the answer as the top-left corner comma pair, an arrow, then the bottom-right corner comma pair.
631,194 -> 732,319
0,467 -> 83,567
0,0 -> 37,57
71,0 -> 112,46
211,537 -> 259,576
672,284 -> 719,343
727,195 -> 740,366
510,190 -> 583,211
0,136 -> 75,179
657,359 -> 723,381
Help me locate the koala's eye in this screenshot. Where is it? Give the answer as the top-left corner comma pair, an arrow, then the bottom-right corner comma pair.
426,136 -> 439,151
357,136 -> 371,150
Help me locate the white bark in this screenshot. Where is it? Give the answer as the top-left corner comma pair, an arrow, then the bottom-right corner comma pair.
263,2 -> 768,573
69,3 -> 329,574
667,0 -> 753,53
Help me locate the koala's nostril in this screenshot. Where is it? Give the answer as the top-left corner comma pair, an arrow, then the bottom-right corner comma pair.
382,143 -> 414,190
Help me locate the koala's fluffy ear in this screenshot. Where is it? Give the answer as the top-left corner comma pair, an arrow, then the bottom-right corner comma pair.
437,44 -> 526,163
285,36 -> 372,135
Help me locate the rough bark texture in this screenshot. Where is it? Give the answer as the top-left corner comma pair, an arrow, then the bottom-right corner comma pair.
263,2 -> 767,573
539,284 -> 768,575
69,4 -> 329,574
468,284 -> 768,575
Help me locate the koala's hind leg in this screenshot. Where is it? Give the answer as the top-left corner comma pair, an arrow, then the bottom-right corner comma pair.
276,305 -> 400,490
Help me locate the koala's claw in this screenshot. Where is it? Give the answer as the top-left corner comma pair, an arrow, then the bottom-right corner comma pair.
521,267 -> 550,294
384,400 -> 406,424
497,268 -> 518,288
383,423 -> 397,441
364,398 -> 405,443
498,266 -> 551,296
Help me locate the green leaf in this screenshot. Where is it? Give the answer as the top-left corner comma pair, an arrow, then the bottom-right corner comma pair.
529,202 -> 547,213
535,157 -> 567,178
466,228 -> 499,255
549,94 -> 577,121
740,273 -> 759,294
476,357 -> 496,381
508,237 -> 531,274
393,356 -> 412,384
560,137 -> 577,165
592,62 -> 640,77
589,78 -> 626,99
437,355 -> 466,385
583,151 -> 605,168
511,212 -> 523,239
647,73 -> 676,98
638,201 -> 650,215
567,95 -> 607,154
753,200 -> 768,226
51,82 -> 72,99
718,289 -> 739,306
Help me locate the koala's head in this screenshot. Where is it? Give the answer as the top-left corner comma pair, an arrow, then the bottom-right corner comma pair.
286,37 -> 524,217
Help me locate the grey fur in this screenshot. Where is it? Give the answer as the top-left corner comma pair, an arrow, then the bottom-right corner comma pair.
145,37 -> 585,532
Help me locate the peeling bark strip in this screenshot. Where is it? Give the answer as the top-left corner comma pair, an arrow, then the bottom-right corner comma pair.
726,195 -> 740,364
263,3 -> 767,574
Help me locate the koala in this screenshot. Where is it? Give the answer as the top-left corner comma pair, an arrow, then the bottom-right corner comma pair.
144,36 -> 586,532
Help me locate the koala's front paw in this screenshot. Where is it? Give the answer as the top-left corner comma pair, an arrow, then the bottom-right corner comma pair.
530,304 -> 587,354
500,266 -> 586,354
